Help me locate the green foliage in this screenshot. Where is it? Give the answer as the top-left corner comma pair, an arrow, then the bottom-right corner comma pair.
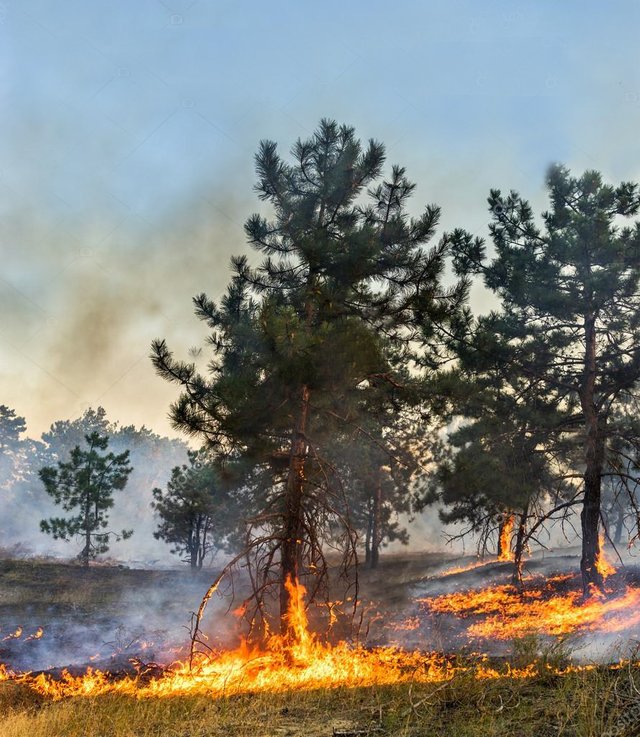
152,449 -> 241,568
0,405 -> 27,456
39,432 -> 133,565
0,406 -> 46,544
447,165 -> 640,582
450,165 -> 640,399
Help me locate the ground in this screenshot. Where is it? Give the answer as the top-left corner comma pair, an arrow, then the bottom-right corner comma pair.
1,552 -> 639,736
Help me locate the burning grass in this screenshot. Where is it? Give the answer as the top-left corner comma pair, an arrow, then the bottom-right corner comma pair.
2,662 -> 640,737
418,574 -> 640,642
3,555 -> 640,735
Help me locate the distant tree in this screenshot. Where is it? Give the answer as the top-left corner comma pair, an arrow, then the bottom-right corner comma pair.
333,405 -> 422,569
39,432 -> 133,566
152,449 -> 240,569
0,406 -> 45,548
0,405 -> 37,488
0,405 -> 26,459
449,165 -> 640,594
41,407 -> 111,465
39,407 -> 189,562
433,410 -> 562,584
351,460 -> 411,569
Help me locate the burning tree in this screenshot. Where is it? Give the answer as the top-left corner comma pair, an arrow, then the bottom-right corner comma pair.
429,408 -> 562,584
152,119 -> 465,637
448,165 -> 640,594
419,343 -> 572,584
152,449 -> 240,569
39,432 -> 133,566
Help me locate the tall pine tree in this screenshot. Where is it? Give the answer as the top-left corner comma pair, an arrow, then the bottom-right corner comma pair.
152,119 -> 465,634
449,165 -> 640,594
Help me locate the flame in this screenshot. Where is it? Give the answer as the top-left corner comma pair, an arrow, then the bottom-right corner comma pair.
2,575 -> 640,701
0,576 -> 556,700
497,515 -> 515,562
24,627 -> 44,642
419,577 -> 640,640
438,560 -> 491,577
281,575 -> 313,654
2,626 -> 23,641
595,532 -> 616,581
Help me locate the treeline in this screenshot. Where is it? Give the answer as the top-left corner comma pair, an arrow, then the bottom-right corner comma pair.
0,406 -> 191,565
0,403 -> 417,570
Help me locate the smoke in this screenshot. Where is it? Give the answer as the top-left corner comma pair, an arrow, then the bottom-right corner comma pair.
1,183 -> 254,441
0,563 -> 243,673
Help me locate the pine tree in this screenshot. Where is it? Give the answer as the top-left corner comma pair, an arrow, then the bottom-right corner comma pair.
449,165 -> 640,594
152,449 -> 240,569
152,119 -> 465,634
39,432 -> 133,565
0,405 -> 43,550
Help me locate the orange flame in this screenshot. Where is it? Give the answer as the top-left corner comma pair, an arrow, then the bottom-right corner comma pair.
2,575 -> 639,701
0,576 -> 550,700
420,577 -> 640,640
438,560 -> 491,577
497,515 -> 515,562
2,627 -> 23,641
595,531 -> 616,582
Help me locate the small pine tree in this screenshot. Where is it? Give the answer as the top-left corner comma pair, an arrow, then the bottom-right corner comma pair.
152,450 -> 240,569
39,432 -> 133,565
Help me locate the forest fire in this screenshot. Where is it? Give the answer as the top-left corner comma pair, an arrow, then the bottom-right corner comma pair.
497,515 -> 515,562
0,577 -> 531,700
2,573 -> 639,701
419,575 -> 640,641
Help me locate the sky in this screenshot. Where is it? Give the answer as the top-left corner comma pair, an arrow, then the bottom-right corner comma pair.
2,0 -> 640,439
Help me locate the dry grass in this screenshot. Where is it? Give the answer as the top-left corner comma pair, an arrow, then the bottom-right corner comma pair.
1,664 -> 640,737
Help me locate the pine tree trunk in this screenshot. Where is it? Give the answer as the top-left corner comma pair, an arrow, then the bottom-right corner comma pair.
280,384 -> 310,635
512,504 -> 529,587
365,501 -> 373,566
370,471 -> 383,569
580,312 -> 605,595
82,489 -> 91,568
191,518 -> 200,570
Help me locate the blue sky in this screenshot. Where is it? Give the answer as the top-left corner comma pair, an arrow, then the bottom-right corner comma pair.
2,0 -> 640,437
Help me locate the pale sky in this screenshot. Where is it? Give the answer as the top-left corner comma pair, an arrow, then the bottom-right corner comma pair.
2,1 -> 640,438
